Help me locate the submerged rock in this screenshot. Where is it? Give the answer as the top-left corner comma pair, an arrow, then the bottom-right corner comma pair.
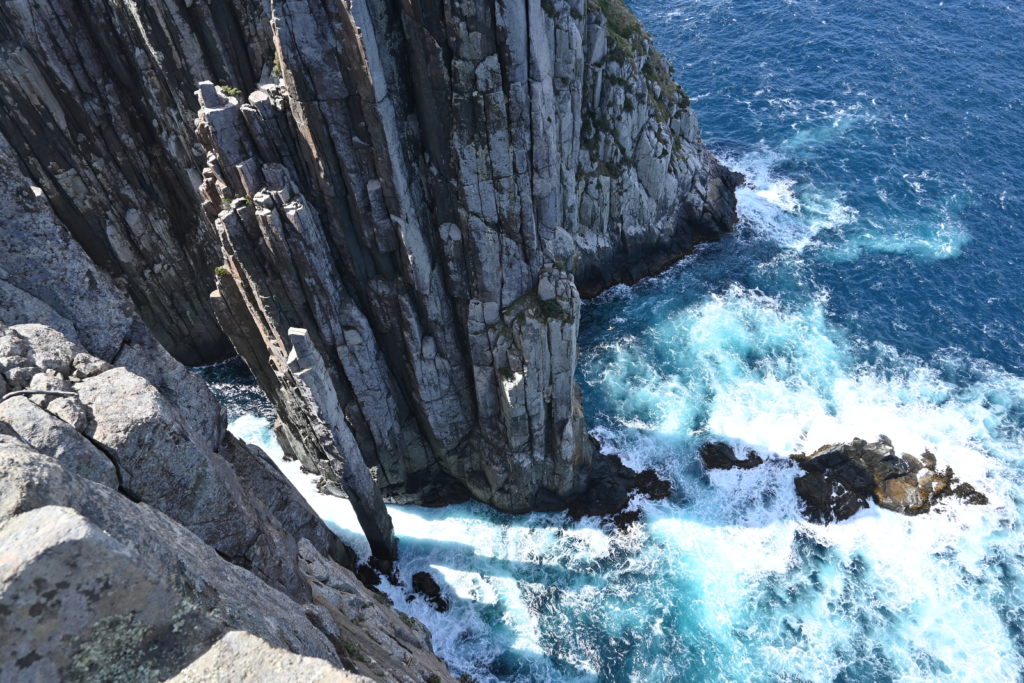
699,442 -> 765,470
792,437 -> 988,523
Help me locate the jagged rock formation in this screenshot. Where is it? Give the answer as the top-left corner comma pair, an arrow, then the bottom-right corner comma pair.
792,437 -> 988,523
0,0 -> 277,364
287,327 -> 398,562
0,141 -> 452,682
699,438 -> 988,524
200,0 -> 739,512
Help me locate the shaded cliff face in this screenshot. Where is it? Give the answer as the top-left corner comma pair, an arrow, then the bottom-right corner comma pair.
198,0 -> 739,512
0,0 -> 275,364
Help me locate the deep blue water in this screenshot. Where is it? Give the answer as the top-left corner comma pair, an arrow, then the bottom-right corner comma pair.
208,2 -> 1024,680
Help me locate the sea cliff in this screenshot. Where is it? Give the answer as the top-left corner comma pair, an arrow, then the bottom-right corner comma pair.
0,0 -> 737,678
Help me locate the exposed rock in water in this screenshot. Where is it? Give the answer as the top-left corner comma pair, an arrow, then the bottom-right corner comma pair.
695,438 -> 987,524
411,572 -> 450,613
198,0 -> 738,514
0,150 -> 452,681
700,441 -> 765,470
567,453 -> 672,520
793,437 -> 988,524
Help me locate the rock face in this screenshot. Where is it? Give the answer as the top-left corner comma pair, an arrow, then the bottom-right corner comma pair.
0,151 -> 452,682
0,0 -> 277,364
199,0 -> 739,513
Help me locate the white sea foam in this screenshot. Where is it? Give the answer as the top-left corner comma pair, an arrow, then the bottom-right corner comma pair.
722,147 -> 858,250
229,280 -> 1024,680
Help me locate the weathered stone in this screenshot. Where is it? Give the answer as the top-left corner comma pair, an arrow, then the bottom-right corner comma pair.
0,396 -> 118,488
218,432 -> 356,570
699,442 -> 765,470
0,1 -> 277,364
75,366 -> 310,599
792,437 -> 987,522
296,540 -> 454,682
171,632 -> 370,683
0,453 -> 338,681
285,328 -> 397,562
0,135 -> 450,680
44,396 -> 88,431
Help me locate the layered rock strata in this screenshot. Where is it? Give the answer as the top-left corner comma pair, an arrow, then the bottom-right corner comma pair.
0,140 -> 451,682
0,0 -> 277,363
200,0 -> 739,512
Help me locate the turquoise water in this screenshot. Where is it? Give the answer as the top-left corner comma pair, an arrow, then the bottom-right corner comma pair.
206,1 -> 1024,680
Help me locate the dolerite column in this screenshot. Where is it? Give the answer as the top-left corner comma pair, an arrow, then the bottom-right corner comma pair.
287,329 -> 397,563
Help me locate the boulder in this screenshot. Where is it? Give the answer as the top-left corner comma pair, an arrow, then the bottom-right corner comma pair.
411,572 -> 450,613
699,442 -> 765,470
0,396 -> 117,488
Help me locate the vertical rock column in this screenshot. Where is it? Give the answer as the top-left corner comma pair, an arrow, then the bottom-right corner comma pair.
287,328 -> 397,562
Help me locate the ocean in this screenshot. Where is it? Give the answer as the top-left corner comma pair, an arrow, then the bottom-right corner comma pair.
203,1 -> 1024,679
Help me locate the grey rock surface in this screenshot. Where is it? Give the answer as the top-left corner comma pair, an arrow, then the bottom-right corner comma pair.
199,0 -> 739,513
0,395 -> 117,488
0,149 -> 450,681
0,440 -> 454,682
170,632 -> 370,683
0,451 -> 337,682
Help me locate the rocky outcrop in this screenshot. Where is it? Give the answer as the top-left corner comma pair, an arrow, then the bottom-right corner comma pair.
700,441 -> 765,470
792,437 -> 988,523
199,0 -> 738,513
0,146 -> 452,681
698,438 -> 988,524
0,435 -> 453,682
0,0 -> 278,364
287,327 -> 398,563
